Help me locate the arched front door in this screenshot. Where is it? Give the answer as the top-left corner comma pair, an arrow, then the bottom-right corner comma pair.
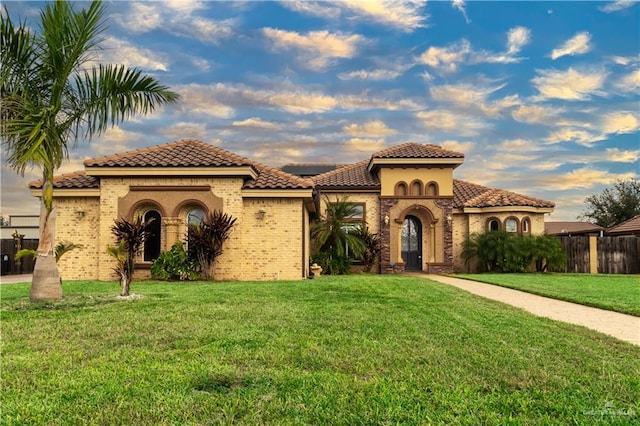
402,215 -> 422,271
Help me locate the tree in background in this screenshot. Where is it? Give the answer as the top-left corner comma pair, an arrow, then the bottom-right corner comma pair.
187,211 -> 237,280
1,1 -> 179,301
108,216 -> 154,296
579,179 -> 640,228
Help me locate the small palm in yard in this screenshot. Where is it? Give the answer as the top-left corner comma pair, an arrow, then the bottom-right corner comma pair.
0,0 -> 178,301
107,216 -> 154,296
187,211 -> 237,280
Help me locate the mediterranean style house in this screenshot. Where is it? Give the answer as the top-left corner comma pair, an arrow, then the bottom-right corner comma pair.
30,139 -> 554,281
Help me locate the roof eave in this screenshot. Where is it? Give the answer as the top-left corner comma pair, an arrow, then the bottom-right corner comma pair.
367,157 -> 464,172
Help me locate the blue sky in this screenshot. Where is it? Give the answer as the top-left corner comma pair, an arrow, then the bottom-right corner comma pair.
1,0 -> 639,221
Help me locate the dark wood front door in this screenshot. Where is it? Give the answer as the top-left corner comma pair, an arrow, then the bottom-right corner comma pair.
401,215 -> 422,271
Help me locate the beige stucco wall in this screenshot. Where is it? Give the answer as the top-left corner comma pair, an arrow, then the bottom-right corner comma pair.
379,167 -> 454,196
52,176 -> 309,282
53,197 -> 101,280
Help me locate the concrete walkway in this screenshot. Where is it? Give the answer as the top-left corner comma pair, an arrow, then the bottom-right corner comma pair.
0,274 -> 32,284
425,275 -> 640,346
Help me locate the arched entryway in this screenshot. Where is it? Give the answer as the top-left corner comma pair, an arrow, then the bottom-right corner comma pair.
401,215 -> 422,270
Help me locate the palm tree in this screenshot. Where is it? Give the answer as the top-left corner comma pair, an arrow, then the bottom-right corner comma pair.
1,1 -> 179,301
311,195 -> 366,274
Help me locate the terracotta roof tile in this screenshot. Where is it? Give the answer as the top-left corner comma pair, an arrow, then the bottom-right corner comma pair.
29,171 -> 99,190
453,180 -> 554,209
84,139 -> 252,168
606,215 -> 640,235
372,142 -> 464,159
312,160 -> 380,189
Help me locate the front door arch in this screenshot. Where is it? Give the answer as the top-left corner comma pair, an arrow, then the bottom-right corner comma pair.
402,215 -> 422,271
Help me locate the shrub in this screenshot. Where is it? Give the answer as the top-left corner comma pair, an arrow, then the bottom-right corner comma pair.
353,225 -> 380,273
151,242 -> 200,281
187,211 -> 237,280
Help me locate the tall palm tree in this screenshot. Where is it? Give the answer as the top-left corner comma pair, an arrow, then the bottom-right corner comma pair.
1,1 -> 179,301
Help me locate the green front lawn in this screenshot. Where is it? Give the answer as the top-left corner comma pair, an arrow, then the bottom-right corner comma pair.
456,273 -> 640,316
2,276 -> 639,424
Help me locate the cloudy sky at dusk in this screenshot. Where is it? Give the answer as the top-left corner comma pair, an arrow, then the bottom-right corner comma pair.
1,0 -> 638,221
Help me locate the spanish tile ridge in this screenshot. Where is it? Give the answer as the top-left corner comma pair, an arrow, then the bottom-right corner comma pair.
312,159 -> 380,188
372,142 -> 464,159
454,179 -> 554,208
311,159 -> 370,181
29,170 -> 99,189
83,139 -> 253,168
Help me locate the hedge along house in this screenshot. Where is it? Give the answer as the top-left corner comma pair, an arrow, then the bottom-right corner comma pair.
30,139 -> 554,281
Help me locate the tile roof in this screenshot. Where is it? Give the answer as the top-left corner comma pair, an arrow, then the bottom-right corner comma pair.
453,180 -> 554,209
29,171 -> 99,189
84,139 -> 252,168
372,142 -> 464,159
36,139 -> 312,191
606,215 -> 640,235
312,160 -> 380,189
544,222 -> 605,235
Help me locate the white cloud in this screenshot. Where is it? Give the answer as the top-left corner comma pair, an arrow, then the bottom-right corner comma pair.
511,104 -> 564,125
416,110 -> 489,136
440,140 -> 474,153
507,26 -> 531,55
338,66 -> 407,81
539,168 -> 637,190
429,83 -> 519,117
545,128 -> 603,145
605,148 -> 640,163
531,67 -> 607,100
97,37 -> 169,71
601,112 -> 640,134
341,0 -> 428,32
343,120 -> 397,137
111,3 -> 162,33
161,122 -> 210,141
344,138 -> 386,152
613,69 -> 640,92
281,0 -> 427,31
418,40 -> 471,73
550,32 -> 591,60
232,118 -> 279,129
498,138 -> 543,153
452,0 -> 471,23
530,161 -> 564,171
262,28 -> 362,70
175,84 -> 235,118
599,0 -> 639,12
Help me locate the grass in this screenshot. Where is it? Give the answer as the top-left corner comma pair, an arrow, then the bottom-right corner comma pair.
455,273 -> 640,316
2,276 -> 639,425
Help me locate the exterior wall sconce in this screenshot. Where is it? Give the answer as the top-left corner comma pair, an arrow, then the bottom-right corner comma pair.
76,209 -> 86,220
384,214 -> 390,225
256,209 -> 266,220
446,215 -> 453,225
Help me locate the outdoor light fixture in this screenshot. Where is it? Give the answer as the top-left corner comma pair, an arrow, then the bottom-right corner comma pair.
446,215 -> 453,225
75,209 -> 86,220
256,209 -> 266,220
384,214 -> 390,225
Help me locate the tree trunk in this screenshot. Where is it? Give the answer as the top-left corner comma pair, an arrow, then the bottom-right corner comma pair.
30,178 -> 62,302
120,276 -> 130,297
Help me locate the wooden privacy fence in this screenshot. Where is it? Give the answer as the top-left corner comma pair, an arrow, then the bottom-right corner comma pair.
554,235 -> 640,274
0,239 -> 38,275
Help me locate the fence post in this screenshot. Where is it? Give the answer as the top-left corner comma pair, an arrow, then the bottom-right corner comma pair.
589,234 -> 598,274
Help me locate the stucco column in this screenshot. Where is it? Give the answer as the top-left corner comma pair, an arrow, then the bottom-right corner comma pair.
430,223 -> 436,262
164,217 -> 182,249
589,234 -> 598,274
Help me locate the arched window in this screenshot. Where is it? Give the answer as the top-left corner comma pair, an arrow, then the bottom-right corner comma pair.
143,210 -> 162,262
488,218 -> 500,232
426,182 -> 438,196
395,182 -> 408,196
410,180 -> 423,196
187,208 -> 205,227
522,217 -> 531,234
505,217 -> 518,233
